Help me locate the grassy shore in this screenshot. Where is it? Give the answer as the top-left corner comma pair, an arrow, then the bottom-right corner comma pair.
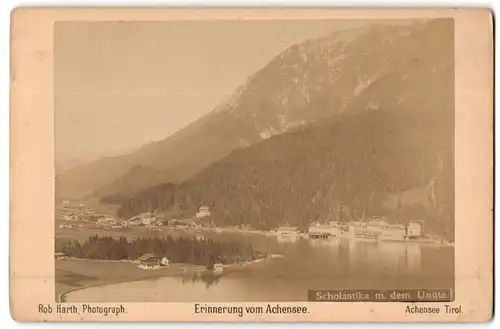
55,259 -> 205,302
55,254 -> 278,302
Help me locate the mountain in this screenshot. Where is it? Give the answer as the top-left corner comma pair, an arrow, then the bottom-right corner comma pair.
116,105 -> 454,239
55,145 -> 143,180
110,18 -> 454,240
55,154 -> 85,174
96,165 -> 169,201
56,18 -> 453,199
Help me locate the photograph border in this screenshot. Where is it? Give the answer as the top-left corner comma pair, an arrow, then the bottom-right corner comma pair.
9,7 -> 493,322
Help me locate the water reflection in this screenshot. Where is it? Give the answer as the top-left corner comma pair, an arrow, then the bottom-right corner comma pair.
65,233 -> 453,302
406,243 -> 422,272
347,239 -> 422,274
276,235 -> 299,244
309,237 -> 341,248
274,235 -> 424,276
182,271 -> 223,288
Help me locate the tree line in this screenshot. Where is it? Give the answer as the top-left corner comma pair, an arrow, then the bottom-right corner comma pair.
55,235 -> 259,265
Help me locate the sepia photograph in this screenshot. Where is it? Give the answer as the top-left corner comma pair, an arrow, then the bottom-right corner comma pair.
53,18 -> 455,303
9,6 -> 494,322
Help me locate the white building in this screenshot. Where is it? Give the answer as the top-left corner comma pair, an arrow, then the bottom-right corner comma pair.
128,213 -> 155,226
97,215 -> 117,226
380,224 -> 406,241
407,222 -> 422,238
160,257 -> 170,266
213,263 -> 224,272
63,213 -> 78,221
277,225 -> 299,237
347,221 -> 366,236
196,206 -> 211,219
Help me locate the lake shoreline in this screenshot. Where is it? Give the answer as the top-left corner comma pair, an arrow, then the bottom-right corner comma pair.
56,260 -> 200,302
56,255 -> 280,302
207,227 -> 455,246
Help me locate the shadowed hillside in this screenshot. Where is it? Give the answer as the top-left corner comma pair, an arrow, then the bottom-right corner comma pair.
114,102 -> 454,240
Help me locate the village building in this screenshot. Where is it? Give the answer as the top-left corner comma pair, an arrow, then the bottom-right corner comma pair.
128,217 -> 142,227
160,257 -> 170,266
328,220 -> 341,227
63,213 -> 79,221
97,215 -> 117,226
195,206 -> 211,219
407,221 -> 422,238
78,211 -> 96,221
277,225 -> 299,237
55,252 -> 65,260
239,224 -> 251,230
83,213 -> 100,222
380,224 -> 406,241
137,254 -> 169,269
137,254 -> 161,269
345,218 -> 409,241
347,221 -> 380,239
367,218 -> 389,229
129,213 -> 156,226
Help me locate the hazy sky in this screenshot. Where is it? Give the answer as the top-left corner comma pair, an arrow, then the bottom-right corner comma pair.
54,20 -> 387,162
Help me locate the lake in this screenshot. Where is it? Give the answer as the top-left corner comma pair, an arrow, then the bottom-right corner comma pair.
65,234 -> 454,302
